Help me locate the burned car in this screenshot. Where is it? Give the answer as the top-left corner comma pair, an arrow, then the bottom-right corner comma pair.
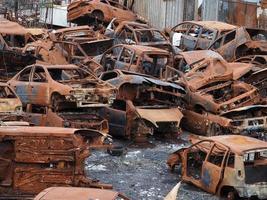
95,44 -> 172,78
0,126 -> 111,198
8,64 -> 116,110
0,19 -> 37,79
167,135 -> 267,199
0,83 -> 22,113
209,27 -> 267,61
169,21 -> 236,51
181,105 -> 267,140
105,20 -> 174,52
185,80 -> 260,114
99,69 -> 185,141
34,187 -> 130,200
67,0 -> 140,25
23,104 -> 109,134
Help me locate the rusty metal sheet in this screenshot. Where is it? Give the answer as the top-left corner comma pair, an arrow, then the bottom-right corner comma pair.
0,19 -> 28,35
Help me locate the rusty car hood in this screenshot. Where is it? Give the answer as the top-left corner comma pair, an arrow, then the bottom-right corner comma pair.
136,107 -> 183,128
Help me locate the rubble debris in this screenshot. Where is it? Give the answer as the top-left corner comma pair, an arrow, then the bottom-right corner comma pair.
167,135 -> 267,199
98,69 -> 185,141
67,0 -> 140,26
34,187 -> 130,200
95,44 -> 171,78
105,20 -> 175,52
169,21 -> 236,51
209,27 -> 267,62
0,126 -> 112,198
8,64 -> 116,111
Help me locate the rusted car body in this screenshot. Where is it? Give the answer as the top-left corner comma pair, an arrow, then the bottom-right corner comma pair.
34,187 -> 130,200
0,83 -> 22,113
50,26 -> 114,59
181,105 -> 267,140
174,50 -> 223,69
23,26 -> 113,67
209,27 -> 267,61
23,104 -> 109,134
8,64 -> 116,110
105,21 -> 174,52
0,19 -> 37,79
167,135 -> 267,199
185,81 -> 260,114
98,70 -> 185,140
67,0 -> 138,25
95,44 -> 172,78
170,21 -> 236,51
183,58 -> 252,91
0,126 -> 111,198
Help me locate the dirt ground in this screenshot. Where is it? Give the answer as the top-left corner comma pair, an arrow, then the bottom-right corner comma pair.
86,134 -> 219,200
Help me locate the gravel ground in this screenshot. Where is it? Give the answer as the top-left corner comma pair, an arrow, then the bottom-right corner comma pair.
85,135 -> 219,200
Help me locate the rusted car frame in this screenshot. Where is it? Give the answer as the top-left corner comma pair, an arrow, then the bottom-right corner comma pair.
170,21 -> 236,51
0,126 -> 112,198
235,55 -> 267,69
209,27 -> 267,61
186,80 -> 260,114
34,187 -> 130,200
8,64 -> 116,110
23,104 -> 109,134
95,44 -> 172,78
98,69 -> 185,141
167,135 -> 267,199
67,0 -> 138,25
105,20 -> 174,52
181,105 -> 267,140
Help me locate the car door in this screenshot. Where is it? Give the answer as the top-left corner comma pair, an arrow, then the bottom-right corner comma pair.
24,104 -> 47,126
30,66 -> 50,105
9,66 -> 33,105
201,143 -> 229,194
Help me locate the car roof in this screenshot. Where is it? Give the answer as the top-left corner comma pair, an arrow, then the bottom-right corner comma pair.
209,135 -> 267,155
179,21 -> 237,31
34,187 -> 120,200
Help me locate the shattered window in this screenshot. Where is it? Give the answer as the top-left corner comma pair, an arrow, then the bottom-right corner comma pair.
33,67 -> 47,83
223,31 -> 236,44
227,153 -> 235,168
207,144 -> 226,167
188,25 -> 201,37
48,68 -> 88,81
18,67 -> 32,82
135,30 -> 166,43
200,29 -> 215,40
119,48 -> 133,64
118,29 -> 135,44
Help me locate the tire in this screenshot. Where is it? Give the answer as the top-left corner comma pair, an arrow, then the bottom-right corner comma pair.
107,145 -> 124,156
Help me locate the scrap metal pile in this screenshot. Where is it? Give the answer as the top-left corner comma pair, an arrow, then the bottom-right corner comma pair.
0,0 -> 266,199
